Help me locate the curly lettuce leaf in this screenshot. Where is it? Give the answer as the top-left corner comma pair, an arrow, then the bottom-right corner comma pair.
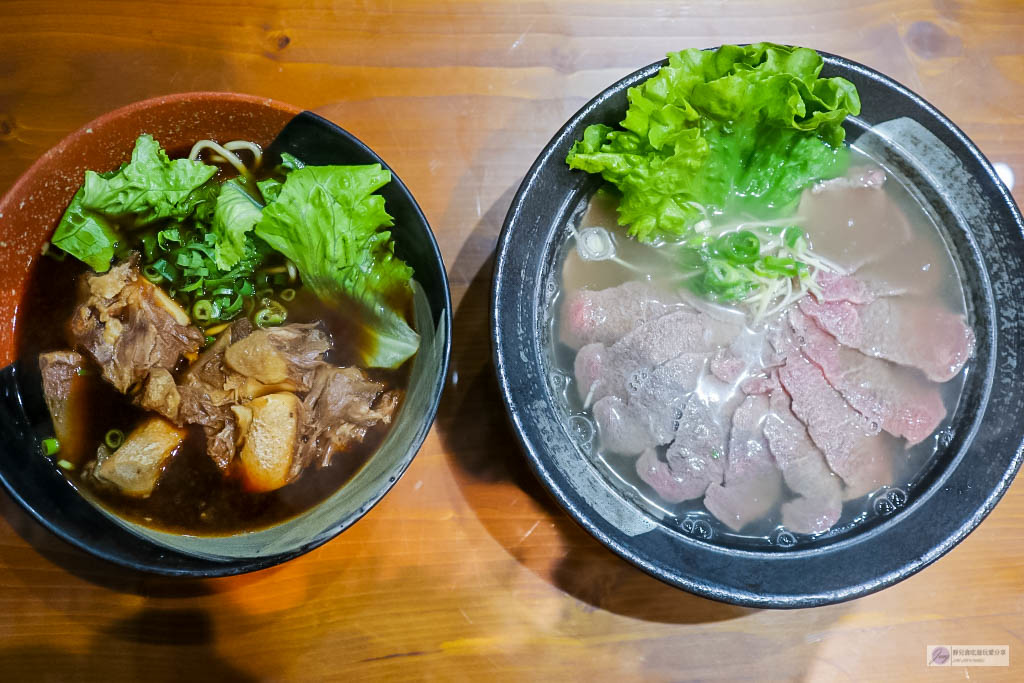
80,134 -> 217,226
50,186 -> 120,272
256,153 -> 304,205
212,178 -> 263,270
52,135 -> 218,271
566,43 -> 861,243
255,164 -> 419,369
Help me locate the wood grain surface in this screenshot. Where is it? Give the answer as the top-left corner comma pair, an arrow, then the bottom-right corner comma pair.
2,1 -> 1023,680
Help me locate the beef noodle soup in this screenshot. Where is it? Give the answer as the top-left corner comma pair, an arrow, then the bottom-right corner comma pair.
549,44 -> 974,547
18,134 -> 420,534
549,151 -> 971,546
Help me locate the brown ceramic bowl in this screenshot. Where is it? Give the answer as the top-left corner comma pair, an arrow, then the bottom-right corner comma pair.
0,93 -> 452,576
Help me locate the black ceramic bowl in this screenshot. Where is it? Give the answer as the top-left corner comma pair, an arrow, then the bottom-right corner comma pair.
493,53 -> 1024,607
0,94 -> 451,576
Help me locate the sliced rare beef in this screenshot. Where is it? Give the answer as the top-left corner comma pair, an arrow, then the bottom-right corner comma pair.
789,308 -> 946,445
775,341 -> 885,486
295,365 -> 400,478
69,256 -> 203,394
635,395 -> 727,503
576,310 -> 742,450
704,395 -> 783,532
709,349 -> 747,384
799,292 -> 974,382
592,395 -> 657,456
558,281 -> 687,350
763,389 -> 842,535
813,271 -> 874,304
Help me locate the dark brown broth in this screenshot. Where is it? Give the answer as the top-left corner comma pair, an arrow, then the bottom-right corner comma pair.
16,239 -> 410,536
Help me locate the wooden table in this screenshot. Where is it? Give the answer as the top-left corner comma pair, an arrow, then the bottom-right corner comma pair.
2,1 -> 1023,680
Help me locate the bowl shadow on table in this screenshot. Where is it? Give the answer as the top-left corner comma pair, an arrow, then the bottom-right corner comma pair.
0,607 -> 259,682
436,187 -> 754,626
0,491 -> 214,599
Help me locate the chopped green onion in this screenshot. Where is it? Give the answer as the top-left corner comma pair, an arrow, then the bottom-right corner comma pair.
42,437 -> 61,456
279,288 -> 296,302
192,299 -> 214,323
704,260 -> 746,290
104,429 -> 125,450
142,264 -> 164,283
783,226 -> 805,249
204,335 -> 216,345
755,256 -> 801,278
714,231 -> 760,264
57,459 -> 74,470
253,300 -> 287,327
157,228 -> 182,250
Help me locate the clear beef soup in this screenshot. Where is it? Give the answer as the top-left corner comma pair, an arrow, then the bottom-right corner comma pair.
548,148 -> 973,549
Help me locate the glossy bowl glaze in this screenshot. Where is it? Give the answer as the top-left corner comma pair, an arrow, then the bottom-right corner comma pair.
492,54 -> 1024,607
0,92 -> 451,576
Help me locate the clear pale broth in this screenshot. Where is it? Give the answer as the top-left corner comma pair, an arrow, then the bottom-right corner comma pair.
546,148 -> 970,548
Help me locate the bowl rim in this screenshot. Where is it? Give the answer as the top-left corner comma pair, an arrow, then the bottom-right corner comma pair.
0,92 -> 302,219
492,50 -> 1024,607
0,92 -> 452,577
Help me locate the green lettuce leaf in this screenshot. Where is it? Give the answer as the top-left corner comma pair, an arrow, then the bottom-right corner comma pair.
255,164 -> 419,368
51,135 -> 218,271
80,133 -> 217,226
50,187 -> 120,272
256,153 -> 304,204
257,178 -> 283,203
212,178 -> 263,270
566,43 -> 861,242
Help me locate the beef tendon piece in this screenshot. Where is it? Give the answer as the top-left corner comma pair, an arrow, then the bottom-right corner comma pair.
69,256 -> 203,393
89,417 -> 186,497
136,367 -> 182,422
295,366 -> 400,476
234,392 -> 303,493
224,323 -> 330,390
177,320 -> 333,471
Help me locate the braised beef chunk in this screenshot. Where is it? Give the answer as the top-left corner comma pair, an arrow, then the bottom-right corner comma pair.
54,256 -> 404,501
38,350 -> 87,448
69,256 -> 203,393
177,321 -> 251,470
224,323 -> 330,391
295,365 -> 400,477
